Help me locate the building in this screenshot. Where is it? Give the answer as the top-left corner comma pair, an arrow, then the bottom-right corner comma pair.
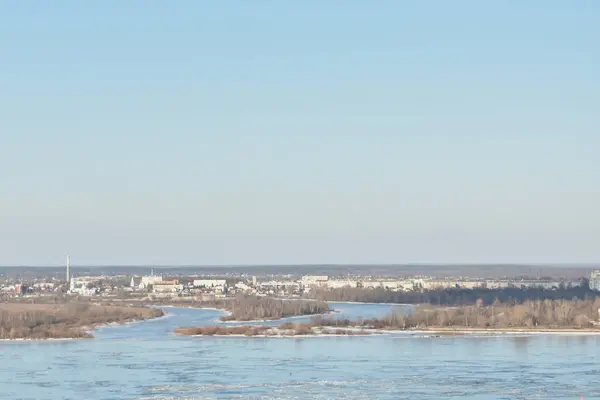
130,277 -> 142,288
589,271 -> 600,291
140,275 -> 163,289
235,282 -> 251,291
193,279 -> 227,292
69,278 -> 99,296
300,276 -> 329,286
153,280 -> 182,294
1,284 -> 26,295
360,280 -> 383,289
32,282 -> 56,291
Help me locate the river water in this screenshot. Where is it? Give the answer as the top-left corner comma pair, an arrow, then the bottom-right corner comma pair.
1,302 -> 600,399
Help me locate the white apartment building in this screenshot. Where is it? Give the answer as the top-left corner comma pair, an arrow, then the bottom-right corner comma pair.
589,271 -> 600,291
153,280 -> 182,294
139,275 -> 163,289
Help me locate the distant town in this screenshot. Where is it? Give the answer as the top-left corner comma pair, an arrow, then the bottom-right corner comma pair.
2,259 -> 600,301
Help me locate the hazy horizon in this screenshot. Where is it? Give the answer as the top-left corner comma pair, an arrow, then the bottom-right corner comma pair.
2,262 -> 599,268
1,2 -> 598,266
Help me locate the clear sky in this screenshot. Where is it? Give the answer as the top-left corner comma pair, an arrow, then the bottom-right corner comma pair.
1,1 -> 598,266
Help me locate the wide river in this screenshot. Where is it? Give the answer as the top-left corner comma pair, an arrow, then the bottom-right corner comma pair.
1,302 -> 599,399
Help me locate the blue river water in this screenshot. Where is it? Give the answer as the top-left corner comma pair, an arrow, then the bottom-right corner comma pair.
1,302 -> 600,400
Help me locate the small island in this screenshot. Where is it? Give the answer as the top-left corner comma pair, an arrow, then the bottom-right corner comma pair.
0,302 -> 164,340
123,294 -> 331,322
174,298 -> 600,337
304,298 -> 600,333
218,295 -> 331,322
174,322 -> 372,337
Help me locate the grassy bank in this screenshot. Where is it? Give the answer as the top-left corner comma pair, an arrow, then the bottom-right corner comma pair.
0,303 -> 164,340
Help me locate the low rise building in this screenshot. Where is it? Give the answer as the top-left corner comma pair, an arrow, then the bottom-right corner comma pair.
1,284 -> 26,295
153,280 -> 182,294
589,271 -> 600,291
360,280 -> 384,289
69,278 -> 99,296
193,279 -> 227,290
140,275 -> 163,289
301,276 -> 329,287
234,282 -> 251,291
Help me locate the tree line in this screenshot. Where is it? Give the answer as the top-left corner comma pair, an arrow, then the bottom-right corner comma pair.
306,298 -> 600,330
220,295 -> 331,321
308,284 -> 596,306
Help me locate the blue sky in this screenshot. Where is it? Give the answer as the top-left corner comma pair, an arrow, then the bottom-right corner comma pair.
1,1 -> 598,266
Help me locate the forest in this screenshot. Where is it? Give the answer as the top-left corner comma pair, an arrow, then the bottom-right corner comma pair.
219,295 -> 331,321
0,303 -> 164,339
309,284 -> 596,306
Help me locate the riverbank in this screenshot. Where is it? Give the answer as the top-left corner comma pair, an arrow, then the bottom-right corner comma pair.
174,323 -> 600,338
405,327 -> 600,335
174,324 -> 374,337
0,303 -> 165,340
327,301 -> 408,306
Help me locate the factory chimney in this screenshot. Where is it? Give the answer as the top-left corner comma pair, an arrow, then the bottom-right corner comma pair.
66,254 -> 71,283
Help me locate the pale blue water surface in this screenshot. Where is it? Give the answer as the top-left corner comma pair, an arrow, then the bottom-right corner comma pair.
1,303 -> 599,399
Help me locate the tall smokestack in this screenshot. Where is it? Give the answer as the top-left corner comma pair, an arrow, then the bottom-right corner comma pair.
66,254 -> 70,283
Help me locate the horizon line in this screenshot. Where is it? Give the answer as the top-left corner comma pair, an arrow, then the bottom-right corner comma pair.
1,262 -> 599,268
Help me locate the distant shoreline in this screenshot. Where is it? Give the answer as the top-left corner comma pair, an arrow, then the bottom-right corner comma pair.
327,301 -> 408,306
175,325 -> 600,338
404,327 -> 600,335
